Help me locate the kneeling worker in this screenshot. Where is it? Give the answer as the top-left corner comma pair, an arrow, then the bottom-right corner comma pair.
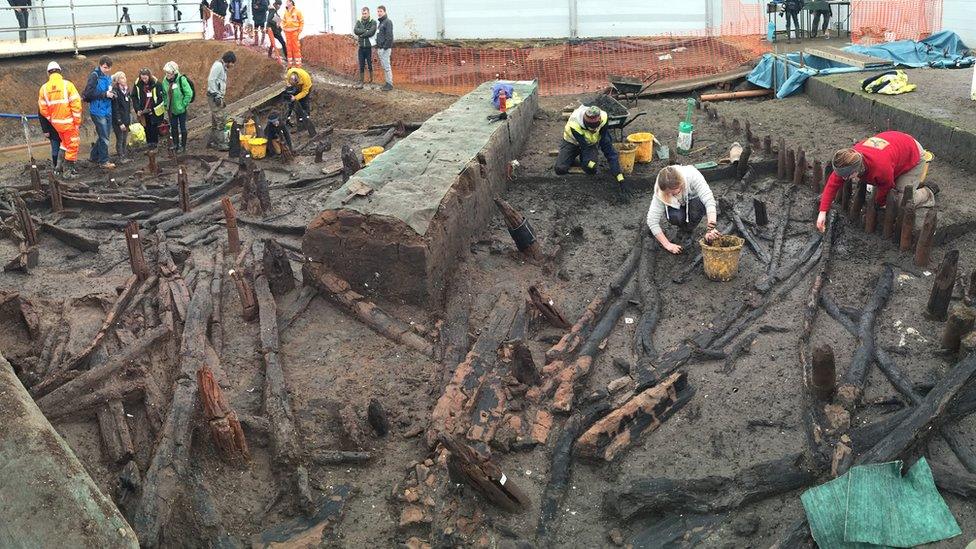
555,105 -> 625,188
284,66 -> 312,127
646,165 -> 720,254
816,131 -> 936,233
264,112 -> 292,155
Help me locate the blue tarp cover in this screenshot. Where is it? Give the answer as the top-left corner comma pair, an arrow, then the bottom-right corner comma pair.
747,30 -> 975,98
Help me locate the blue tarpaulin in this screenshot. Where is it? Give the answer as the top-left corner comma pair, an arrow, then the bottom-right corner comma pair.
747,30 -> 975,98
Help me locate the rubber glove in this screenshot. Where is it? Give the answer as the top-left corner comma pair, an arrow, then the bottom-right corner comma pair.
616,173 -> 624,182
587,160 -> 596,170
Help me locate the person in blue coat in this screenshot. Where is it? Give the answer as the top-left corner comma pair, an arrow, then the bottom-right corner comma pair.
82,55 -> 117,169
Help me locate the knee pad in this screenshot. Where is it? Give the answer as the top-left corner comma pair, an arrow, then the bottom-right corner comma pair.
554,165 -> 569,176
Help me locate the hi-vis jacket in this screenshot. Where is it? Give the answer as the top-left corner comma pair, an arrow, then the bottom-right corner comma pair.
38,73 -> 82,130
562,105 -> 608,145
282,5 -> 303,33
285,67 -> 312,100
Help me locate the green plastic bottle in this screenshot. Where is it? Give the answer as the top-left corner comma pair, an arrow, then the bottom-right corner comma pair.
676,97 -> 696,155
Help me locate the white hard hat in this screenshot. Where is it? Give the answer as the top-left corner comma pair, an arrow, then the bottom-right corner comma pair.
47,61 -> 61,72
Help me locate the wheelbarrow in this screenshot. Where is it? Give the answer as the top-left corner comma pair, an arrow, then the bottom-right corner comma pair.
583,93 -> 647,143
609,72 -> 662,107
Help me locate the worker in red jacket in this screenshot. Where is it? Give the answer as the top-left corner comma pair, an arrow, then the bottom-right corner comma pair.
816,131 -> 937,232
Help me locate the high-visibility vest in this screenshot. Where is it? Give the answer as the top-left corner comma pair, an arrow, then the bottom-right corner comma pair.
38,73 -> 82,130
285,67 -> 312,100
563,108 -> 608,146
282,6 -> 303,33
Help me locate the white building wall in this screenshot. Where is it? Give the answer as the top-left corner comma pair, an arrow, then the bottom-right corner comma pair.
6,0 -> 201,41
941,0 -> 976,46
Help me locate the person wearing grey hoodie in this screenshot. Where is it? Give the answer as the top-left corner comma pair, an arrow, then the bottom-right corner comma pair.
646,164 -> 720,254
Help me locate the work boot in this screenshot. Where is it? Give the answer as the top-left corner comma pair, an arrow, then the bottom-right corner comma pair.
100,161 -> 116,169
63,161 -> 78,180
54,149 -> 66,175
381,83 -> 393,91
923,182 -> 940,196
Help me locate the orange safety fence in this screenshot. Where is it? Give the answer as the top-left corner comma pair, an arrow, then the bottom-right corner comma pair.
850,0 -> 943,44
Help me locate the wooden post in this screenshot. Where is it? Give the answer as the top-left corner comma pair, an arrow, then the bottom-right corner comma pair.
229,120 -> 241,159
229,267 -> 258,321
926,250 -> 959,321
777,139 -> 786,180
968,269 -> 976,306
793,148 -> 805,186
811,159 -> 822,193
731,118 -> 741,134
914,209 -> 937,267
863,187 -> 878,234
763,136 -> 771,154
29,163 -> 41,191
839,179 -> 852,210
314,140 -> 331,163
262,239 -> 296,297
941,307 -> 976,353
881,191 -> 898,239
899,202 -> 915,252
340,144 -> 362,182
737,145 -> 752,180
198,366 -> 249,464
811,345 -> 835,400
124,221 -> 149,281
785,149 -> 796,182
177,165 -> 191,213
848,182 -> 866,224
48,172 -> 63,213
745,121 -> 752,143
221,197 -> 240,256
494,198 -> 542,261
893,191 -> 911,244
753,199 -> 769,227
146,150 -> 160,177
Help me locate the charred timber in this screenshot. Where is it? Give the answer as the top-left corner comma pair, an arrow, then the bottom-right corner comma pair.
837,266 -> 894,408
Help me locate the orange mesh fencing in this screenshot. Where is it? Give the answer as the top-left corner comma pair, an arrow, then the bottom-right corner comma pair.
850,0 -> 943,44
303,34 -> 770,97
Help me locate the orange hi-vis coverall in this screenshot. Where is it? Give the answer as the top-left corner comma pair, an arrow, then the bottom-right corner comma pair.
38,72 -> 82,161
282,5 -> 303,67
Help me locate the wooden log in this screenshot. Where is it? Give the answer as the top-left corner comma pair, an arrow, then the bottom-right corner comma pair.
913,209 -> 937,267
198,366 -> 249,464
366,398 -> 389,436
926,250 -> 959,321
229,264 -> 258,322
722,331 -> 757,373
38,222 -> 99,253
262,239 -> 296,297
249,485 -> 352,547
723,199 -> 771,264
494,198 -> 542,261
49,172 -> 63,213
899,202 -> 915,252
847,181 -> 865,224
96,399 -> 135,464
576,372 -> 693,461
768,186 -> 796,274
882,190 -> 899,239
840,179 -> 852,211
211,251 -> 224,356
836,266 -> 894,408
314,140 -> 332,163
753,199 -> 769,227
132,256 -> 216,546
502,338 -> 539,386
177,165 -> 191,213
157,198 -> 224,233
341,144 -> 362,182
41,373 -> 145,420
308,451 -> 371,465
124,222 -> 149,280
528,285 -> 570,329
634,232 -> 660,361
606,452 -> 817,521
13,196 -> 37,246
277,286 -> 318,332
731,118 -> 741,134
440,433 -> 530,512
941,307 -> 976,353
811,159 -> 823,192
968,269 -> 976,306
776,141 -> 786,180
146,149 -> 161,176
755,232 -> 822,293
930,461 -> 976,499
763,135 -> 771,154
811,345 -> 835,400
863,187 -> 878,233
736,145 -> 752,180
785,149 -> 796,182
793,148 -> 806,186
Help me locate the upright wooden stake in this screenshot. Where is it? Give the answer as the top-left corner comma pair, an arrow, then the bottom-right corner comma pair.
146,150 -> 160,177
777,139 -> 786,180
881,191 -> 898,239
941,307 -> 976,353
198,366 -> 249,464
899,202 -> 915,252
14,197 -> 37,247
893,191 -> 911,244
926,250 -> 959,321
229,267 -> 258,321
177,165 -> 191,213
863,187 -> 878,234
763,135 -> 772,154
731,118 -> 741,134
29,163 -> 41,191
737,145 -> 752,180
811,159 -> 822,192
494,198 -> 543,261
848,182 -> 866,224
914,209 -> 937,267
753,199 -> 769,227
793,148 -> 806,186
48,172 -> 63,213
785,149 -> 796,182
124,221 -> 149,281
745,121 -> 752,143
840,179 -> 852,211
811,345 -> 835,400
221,197 -> 241,255
229,120 -> 241,159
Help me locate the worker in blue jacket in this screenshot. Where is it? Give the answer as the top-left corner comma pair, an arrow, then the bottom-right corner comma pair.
554,105 -> 626,191
82,55 -> 117,169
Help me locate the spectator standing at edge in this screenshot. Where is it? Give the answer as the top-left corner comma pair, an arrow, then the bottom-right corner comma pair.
82,55 -> 117,170
210,0 -> 227,40
807,0 -> 831,39
282,0 -> 303,67
9,0 -> 30,43
37,109 -> 60,168
207,51 -> 236,150
38,61 -> 82,178
783,0 -> 803,44
199,0 -> 211,38
163,61 -> 193,153
266,0 -> 286,60
132,68 -> 167,149
110,71 -> 132,163
229,0 -> 246,44
353,7 -> 376,88
375,5 -> 393,91
251,0 -> 268,46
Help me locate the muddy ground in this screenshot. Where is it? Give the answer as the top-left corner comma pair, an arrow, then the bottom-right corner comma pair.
1,57 -> 975,549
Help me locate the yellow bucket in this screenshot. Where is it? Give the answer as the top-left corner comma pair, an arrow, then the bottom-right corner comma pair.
614,142 -> 638,175
700,235 -> 745,282
362,146 -> 385,164
627,132 -> 654,163
239,135 -> 252,153
249,137 -> 268,159
244,118 -> 257,137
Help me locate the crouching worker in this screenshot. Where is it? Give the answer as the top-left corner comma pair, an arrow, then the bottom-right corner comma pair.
816,131 -> 936,233
264,113 -> 292,156
646,165 -> 720,254
555,105 -> 626,189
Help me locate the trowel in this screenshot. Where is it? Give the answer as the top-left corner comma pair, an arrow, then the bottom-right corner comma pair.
653,136 -> 669,160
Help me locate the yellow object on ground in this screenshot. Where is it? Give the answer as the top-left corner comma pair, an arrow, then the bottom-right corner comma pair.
127,123 -> 146,147
249,137 -> 268,159
614,142 -> 638,175
240,135 -> 252,153
243,118 -> 256,137
627,132 -> 654,163
362,146 -> 384,164
921,150 -> 934,182
700,235 -> 745,282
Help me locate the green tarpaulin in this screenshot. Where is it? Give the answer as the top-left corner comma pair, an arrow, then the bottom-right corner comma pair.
801,458 -> 960,548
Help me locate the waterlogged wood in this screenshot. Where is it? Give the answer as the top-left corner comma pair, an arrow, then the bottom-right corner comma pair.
528,285 -> 570,329
495,198 -> 542,261
441,434 -> 530,512
926,250 -> 959,321
837,266 -> 894,407
914,209 -> 937,268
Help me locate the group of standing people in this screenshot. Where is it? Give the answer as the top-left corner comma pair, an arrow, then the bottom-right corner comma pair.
352,5 -> 394,90
201,0 -> 302,67
37,55 -> 198,178
780,0 -> 834,43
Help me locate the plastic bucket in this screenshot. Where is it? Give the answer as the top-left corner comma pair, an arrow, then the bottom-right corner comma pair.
627,132 -> 654,163
700,235 -> 745,282
614,142 -> 638,175
249,137 -> 268,159
362,146 -> 385,164
239,135 -> 252,153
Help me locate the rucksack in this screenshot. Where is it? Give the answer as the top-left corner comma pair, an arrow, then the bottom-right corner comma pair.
181,74 -> 197,103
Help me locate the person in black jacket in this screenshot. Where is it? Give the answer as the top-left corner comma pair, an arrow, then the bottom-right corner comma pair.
110,71 -> 133,162
251,0 -> 267,46
353,7 -> 376,86
8,0 -> 30,43
38,110 -> 61,167
132,68 -> 166,149
264,112 -> 292,155
783,0 -> 803,43
375,5 -> 393,91
265,0 -> 286,59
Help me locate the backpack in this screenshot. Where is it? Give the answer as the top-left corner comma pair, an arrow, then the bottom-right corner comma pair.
181,74 -> 196,103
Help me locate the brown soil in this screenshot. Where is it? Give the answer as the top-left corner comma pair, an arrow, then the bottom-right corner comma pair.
1,61 -> 974,549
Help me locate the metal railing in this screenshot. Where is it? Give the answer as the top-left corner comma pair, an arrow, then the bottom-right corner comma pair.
0,0 -> 204,54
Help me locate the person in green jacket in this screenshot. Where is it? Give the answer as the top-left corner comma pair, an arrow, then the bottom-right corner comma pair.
353,7 -> 377,87
163,60 -> 194,153
807,1 -> 832,38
